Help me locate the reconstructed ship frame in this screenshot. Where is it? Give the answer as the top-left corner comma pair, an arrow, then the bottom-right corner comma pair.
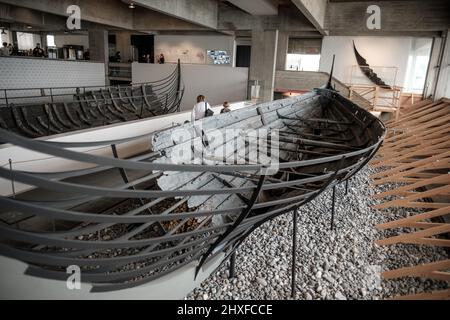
353,41 -> 392,89
0,77 -> 386,293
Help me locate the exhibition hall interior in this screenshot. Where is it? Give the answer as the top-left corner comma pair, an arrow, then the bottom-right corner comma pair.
0,0 -> 449,301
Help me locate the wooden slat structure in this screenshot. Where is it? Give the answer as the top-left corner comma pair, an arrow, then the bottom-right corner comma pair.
348,84 -> 403,120
370,98 -> 450,300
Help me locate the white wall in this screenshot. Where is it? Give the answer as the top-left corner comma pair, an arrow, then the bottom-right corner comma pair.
154,35 -> 235,65
53,34 -> 89,49
446,72 -> 450,98
320,36 -> 414,87
132,62 -> 249,110
0,57 -> 105,90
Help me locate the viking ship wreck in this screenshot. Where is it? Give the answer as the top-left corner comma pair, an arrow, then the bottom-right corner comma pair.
0,63 -> 386,298
0,62 -> 183,139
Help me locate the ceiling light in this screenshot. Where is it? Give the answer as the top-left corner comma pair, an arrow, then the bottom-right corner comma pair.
129,2 -> 135,9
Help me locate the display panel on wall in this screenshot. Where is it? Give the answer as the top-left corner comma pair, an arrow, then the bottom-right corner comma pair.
155,48 -> 206,64
207,50 -> 231,65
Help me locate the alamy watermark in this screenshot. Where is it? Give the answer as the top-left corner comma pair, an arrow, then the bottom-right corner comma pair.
66,265 -> 81,290
367,5 -> 381,30
66,5 -> 81,30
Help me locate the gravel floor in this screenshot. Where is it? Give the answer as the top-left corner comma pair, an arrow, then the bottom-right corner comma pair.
186,167 -> 449,300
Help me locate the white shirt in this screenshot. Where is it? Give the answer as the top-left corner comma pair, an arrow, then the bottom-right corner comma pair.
0,46 -> 10,56
191,101 -> 211,123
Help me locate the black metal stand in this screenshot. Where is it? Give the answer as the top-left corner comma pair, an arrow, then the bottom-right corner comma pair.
345,179 -> 349,195
8,159 -> 15,198
330,185 -> 336,231
229,252 -> 236,279
291,210 -> 298,298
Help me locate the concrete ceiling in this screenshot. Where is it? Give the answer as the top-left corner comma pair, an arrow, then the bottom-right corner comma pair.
224,0 -> 282,16
1,0 -> 448,37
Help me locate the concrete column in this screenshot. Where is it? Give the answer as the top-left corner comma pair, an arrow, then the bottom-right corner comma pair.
276,31 -> 289,71
423,37 -> 443,99
88,30 -> 109,83
433,30 -> 450,100
115,31 -> 133,62
89,30 -> 109,63
249,29 -> 279,102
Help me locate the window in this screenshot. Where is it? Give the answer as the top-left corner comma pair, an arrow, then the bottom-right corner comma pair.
403,38 -> 433,94
286,38 -> 322,72
286,54 -> 321,72
1,30 -> 10,44
17,32 -> 41,50
47,35 -> 56,47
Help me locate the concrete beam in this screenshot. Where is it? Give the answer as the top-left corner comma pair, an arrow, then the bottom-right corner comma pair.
133,8 -> 209,31
218,3 -> 318,33
226,0 -> 278,16
0,3 -> 68,31
0,0 -> 216,32
0,0 -> 135,30
326,1 -> 450,36
132,0 -> 218,29
291,0 -> 328,35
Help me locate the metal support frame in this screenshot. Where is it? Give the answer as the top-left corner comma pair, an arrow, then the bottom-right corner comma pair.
229,252 -> 236,279
291,209 -> 298,298
8,159 -> 15,198
330,185 -> 337,231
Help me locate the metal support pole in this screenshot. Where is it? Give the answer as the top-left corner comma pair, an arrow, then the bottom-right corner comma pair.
229,252 -> 236,279
9,159 -> 15,198
46,103 -> 51,135
291,209 -> 298,298
330,185 -> 336,231
102,103 -> 106,126
4,89 -> 9,108
345,179 -> 349,196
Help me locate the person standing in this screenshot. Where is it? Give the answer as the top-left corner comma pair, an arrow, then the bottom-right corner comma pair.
115,51 -> 122,62
0,42 -> 10,56
191,95 -> 212,123
33,43 -> 45,57
221,101 -> 231,114
7,43 -> 13,55
159,53 -> 165,64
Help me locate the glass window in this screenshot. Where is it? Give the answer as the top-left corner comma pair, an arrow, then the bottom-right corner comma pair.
403,38 -> 432,94
286,54 -> 321,71
47,35 -> 56,47
286,38 -> 322,72
1,30 -> 10,44
17,32 -> 41,50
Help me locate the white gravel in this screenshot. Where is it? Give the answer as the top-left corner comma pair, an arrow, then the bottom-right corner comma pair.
186,167 -> 449,300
